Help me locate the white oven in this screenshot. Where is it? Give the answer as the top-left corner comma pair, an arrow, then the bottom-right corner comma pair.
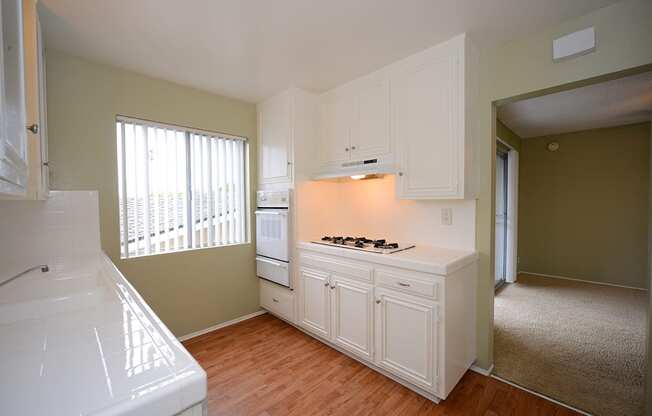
255,190 -> 291,287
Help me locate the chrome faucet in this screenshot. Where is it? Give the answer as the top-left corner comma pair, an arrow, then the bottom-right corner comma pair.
0,264 -> 49,288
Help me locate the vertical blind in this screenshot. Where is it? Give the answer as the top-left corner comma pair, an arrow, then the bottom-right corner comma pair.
116,116 -> 248,258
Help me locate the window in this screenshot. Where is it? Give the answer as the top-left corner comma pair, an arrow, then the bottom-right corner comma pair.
116,116 -> 248,259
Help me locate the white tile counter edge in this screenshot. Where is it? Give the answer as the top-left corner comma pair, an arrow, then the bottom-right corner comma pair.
297,241 -> 478,275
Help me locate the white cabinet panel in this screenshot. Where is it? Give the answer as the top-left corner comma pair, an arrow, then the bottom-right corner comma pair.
375,287 -> 438,392
299,267 -> 330,338
0,0 -> 28,196
330,275 -> 373,361
260,279 -> 294,322
350,72 -> 390,160
319,92 -> 351,164
258,92 -> 291,185
392,50 -> 460,199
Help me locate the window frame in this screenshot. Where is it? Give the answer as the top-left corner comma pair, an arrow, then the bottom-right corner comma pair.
116,115 -> 251,259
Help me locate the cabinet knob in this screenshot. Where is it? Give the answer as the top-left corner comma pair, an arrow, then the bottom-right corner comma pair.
375,299 -> 381,304
324,282 -> 329,287
345,147 -> 349,152
26,124 -> 39,134
272,298 -> 279,303
330,285 -> 335,289
398,172 -> 404,177
351,146 -> 356,150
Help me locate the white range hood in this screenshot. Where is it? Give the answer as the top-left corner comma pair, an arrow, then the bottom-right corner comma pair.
311,157 -> 398,180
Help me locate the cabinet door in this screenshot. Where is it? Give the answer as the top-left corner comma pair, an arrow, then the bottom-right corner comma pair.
319,92 -> 351,165
350,72 -> 390,160
258,93 -> 292,185
0,0 -> 28,196
299,267 -> 330,338
330,275 -> 374,361
375,287 -> 438,392
392,47 -> 462,199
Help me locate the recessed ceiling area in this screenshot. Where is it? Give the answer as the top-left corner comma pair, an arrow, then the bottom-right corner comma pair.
38,0 -> 620,103
498,71 -> 652,138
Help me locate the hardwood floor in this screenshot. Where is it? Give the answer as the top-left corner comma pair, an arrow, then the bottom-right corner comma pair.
183,313 -> 579,416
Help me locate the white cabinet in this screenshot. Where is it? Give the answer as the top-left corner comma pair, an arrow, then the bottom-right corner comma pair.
258,91 -> 292,185
0,0 -> 48,199
330,274 -> 374,361
260,279 -> 295,322
391,34 -> 477,199
298,265 -> 374,361
350,72 -> 390,160
298,267 -> 330,338
0,0 -> 28,196
318,70 -> 391,167
374,287 -> 438,392
296,247 -> 478,401
257,88 -> 317,189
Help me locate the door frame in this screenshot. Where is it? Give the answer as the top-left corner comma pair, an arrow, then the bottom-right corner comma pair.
496,137 -> 519,284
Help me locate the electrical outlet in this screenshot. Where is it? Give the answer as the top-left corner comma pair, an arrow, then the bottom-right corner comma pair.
441,208 -> 453,226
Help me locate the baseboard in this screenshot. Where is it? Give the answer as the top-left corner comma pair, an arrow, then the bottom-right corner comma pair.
491,373 -> 591,416
518,270 -> 647,291
178,310 -> 268,342
470,364 -> 494,376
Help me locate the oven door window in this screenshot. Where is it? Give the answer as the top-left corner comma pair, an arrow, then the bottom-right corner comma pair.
255,209 -> 289,262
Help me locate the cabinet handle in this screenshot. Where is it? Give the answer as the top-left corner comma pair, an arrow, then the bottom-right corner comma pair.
26,124 -> 39,134
324,282 -> 329,287
272,298 -> 279,303
398,282 -> 411,287
330,285 -> 335,289
351,145 -> 356,150
398,172 -> 404,177
375,299 -> 381,304
345,147 -> 349,152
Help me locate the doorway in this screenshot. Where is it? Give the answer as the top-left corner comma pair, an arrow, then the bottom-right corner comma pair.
494,146 -> 508,288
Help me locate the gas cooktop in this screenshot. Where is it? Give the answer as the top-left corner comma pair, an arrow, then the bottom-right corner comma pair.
312,236 -> 415,254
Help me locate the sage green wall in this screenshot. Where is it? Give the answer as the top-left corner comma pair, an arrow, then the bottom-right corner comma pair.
475,0 -> 652,372
518,123 -> 650,289
496,120 -> 521,151
45,49 -> 260,337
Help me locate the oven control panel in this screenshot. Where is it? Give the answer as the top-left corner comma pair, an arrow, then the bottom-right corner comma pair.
257,190 -> 290,208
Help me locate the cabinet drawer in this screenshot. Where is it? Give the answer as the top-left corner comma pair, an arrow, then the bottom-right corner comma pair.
299,252 -> 372,282
260,280 -> 294,321
375,268 -> 440,300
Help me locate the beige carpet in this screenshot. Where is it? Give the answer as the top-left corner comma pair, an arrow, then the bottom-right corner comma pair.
494,274 -> 647,416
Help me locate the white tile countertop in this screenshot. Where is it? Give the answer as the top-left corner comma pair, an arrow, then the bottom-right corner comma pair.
297,241 -> 478,275
0,253 -> 207,416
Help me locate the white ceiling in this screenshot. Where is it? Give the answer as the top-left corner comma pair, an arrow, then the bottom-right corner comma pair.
39,0 -> 621,103
498,71 -> 652,138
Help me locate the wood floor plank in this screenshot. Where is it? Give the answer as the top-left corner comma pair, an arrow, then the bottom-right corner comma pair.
183,313 -> 580,416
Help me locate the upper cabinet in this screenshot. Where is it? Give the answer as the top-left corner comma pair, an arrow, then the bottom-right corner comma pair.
0,0 -> 48,200
257,88 -> 317,189
318,70 -> 391,168
391,34 -> 477,199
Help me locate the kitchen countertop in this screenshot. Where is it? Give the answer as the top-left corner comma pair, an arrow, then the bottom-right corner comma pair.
0,253 -> 206,416
297,241 -> 478,275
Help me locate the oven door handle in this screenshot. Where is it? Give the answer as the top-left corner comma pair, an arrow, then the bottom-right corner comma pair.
256,256 -> 288,269
255,210 -> 286,216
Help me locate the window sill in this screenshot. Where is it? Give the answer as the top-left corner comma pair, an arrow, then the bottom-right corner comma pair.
119,241 -> 252,261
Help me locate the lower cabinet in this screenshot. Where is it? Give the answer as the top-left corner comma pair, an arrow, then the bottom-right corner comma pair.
297,258 -> 446,398
260,279 -> 295,322
330,274 -> 374,361
374,287 -> 438,392
299,267 -> 330,338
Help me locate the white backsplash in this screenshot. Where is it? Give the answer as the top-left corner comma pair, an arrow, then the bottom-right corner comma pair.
296,175 -> 476,250
0,191 -> 101,279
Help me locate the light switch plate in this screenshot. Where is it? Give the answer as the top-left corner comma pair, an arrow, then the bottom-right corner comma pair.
441,208 -> 453,226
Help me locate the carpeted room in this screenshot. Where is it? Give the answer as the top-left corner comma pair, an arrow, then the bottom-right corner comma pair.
494,72 -> 651,416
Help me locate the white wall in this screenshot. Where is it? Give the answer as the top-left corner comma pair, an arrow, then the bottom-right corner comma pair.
296,175 -> 476,250
0,191 -> 101,280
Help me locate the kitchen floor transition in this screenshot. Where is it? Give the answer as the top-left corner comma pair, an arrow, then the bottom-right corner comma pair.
494,274 -> 647,416
184,313 -> 579,415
